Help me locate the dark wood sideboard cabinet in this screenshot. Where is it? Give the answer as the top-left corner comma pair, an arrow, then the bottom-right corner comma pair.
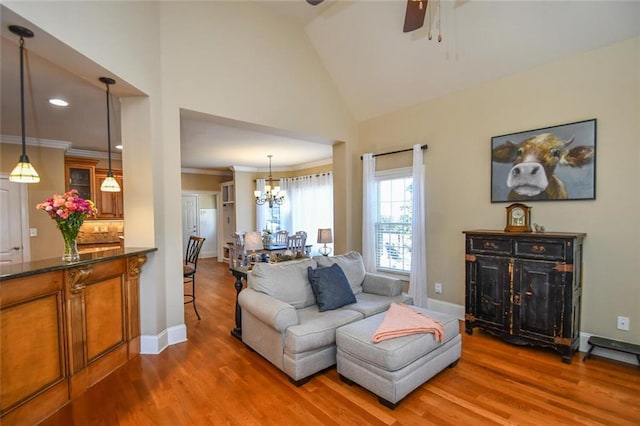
463,230 -> 586,363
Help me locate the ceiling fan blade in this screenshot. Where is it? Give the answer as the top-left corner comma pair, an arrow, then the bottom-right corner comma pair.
306,0 -> 324,5
403,0 -> 428,33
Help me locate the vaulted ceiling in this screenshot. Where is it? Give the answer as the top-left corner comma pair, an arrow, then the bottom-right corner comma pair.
1,1 -> 639,170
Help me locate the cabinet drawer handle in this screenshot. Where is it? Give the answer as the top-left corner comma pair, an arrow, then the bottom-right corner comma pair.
483,242 -> 497,249
525,291 -> 533,296
532,245 -> 546,253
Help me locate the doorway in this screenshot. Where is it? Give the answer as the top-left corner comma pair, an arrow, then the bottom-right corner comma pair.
181,192 -> 218,259
0,174 -> 30,264
182,194 -> 199,253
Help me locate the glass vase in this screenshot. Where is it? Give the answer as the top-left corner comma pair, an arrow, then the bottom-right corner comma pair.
61,230 -> 80,262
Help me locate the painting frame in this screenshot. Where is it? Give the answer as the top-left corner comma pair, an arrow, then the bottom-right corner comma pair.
491,119 -> 597,203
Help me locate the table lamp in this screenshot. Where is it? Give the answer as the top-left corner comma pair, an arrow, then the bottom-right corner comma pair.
244,231 -> 264,266
317,228 -> 333,256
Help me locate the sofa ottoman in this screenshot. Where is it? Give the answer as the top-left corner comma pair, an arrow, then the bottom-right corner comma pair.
336,307 -> 461,409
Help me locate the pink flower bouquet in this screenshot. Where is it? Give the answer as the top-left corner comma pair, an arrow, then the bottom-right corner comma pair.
37,190 -> 97,260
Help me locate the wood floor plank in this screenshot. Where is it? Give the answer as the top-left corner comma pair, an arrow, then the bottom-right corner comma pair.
38,257 -> 640,425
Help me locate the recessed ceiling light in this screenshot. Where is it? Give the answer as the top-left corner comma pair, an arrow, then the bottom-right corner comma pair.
49,98 -> 68,107
115,145 -> 123,150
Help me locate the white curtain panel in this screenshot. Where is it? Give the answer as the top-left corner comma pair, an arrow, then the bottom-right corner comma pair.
255,178 -> 268,231
362,153 -> 377,272
409,144 -> 428,308
281,173 -> 333,252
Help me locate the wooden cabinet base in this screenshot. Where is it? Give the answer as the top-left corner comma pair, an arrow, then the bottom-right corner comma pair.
0,381 -> 69,426
0,249 -> 154,425
70,344 -> 129,399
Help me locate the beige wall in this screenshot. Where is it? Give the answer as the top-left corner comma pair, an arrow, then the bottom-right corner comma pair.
181,172 -> 227,193
0,143 -> 66,260
356,37 -> 640,342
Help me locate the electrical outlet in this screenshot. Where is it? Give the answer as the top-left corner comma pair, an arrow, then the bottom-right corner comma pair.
29,228 -> 38,237
435,282 -> 442,294
617,316 -> 630,331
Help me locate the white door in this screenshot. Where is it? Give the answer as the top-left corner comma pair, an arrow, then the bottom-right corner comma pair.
199,208 -> 217,258
0,176 -> 27,265
181,194 -> 199,251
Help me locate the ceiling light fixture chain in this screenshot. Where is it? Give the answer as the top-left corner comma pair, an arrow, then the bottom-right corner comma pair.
254,155 -> 285,208
437,0 -> 442,43
8,25 -> 40,183
99,76 -> 121,192
428,1 -> 432,40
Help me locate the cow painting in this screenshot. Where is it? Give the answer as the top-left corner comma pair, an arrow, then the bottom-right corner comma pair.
491,120 -> 596,202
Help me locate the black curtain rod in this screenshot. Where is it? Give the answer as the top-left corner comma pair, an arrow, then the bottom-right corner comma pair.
360,144 -> 428,160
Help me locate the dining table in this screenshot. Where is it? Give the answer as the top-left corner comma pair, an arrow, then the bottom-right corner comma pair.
227,241 -> 312,266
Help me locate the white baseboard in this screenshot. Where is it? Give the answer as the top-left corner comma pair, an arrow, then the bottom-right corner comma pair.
427,298 -> 465,319
427,299 -> 638,367
200,250 -> 217,259
140,324 -> 187,355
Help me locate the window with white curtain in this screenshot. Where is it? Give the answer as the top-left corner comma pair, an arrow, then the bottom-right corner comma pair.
281,173 -> 333,253
376,168 -> 412,273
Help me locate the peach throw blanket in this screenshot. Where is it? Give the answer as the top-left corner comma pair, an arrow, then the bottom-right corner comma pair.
372,303 -> 444,343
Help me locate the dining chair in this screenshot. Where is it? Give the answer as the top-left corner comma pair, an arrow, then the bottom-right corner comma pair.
274,230 -> 289,245
231,232 -> 246,267
184,235 -> 206,320
295,231 -> 308,253
286,233 -> 306,253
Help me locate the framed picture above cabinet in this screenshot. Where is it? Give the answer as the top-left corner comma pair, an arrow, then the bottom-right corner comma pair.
491,119 -> 596,202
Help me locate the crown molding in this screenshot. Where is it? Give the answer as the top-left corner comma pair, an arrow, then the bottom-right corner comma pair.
1,134 -> 71,150
181,168 -> 233,176
66,148 -> 122,161
1,135 -> 122,161
255,157 -> 333,173
230,165 -> 258,173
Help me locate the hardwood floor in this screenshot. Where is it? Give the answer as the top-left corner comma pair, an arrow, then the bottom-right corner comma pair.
43,258 -> 639,425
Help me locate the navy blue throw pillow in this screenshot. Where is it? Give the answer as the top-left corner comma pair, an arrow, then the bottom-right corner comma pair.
307,263 -> 357,312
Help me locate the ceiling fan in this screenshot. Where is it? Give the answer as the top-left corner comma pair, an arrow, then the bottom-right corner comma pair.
305,0 -> 430,34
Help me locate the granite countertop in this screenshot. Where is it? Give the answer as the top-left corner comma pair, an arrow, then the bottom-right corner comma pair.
0,247 -> 157,281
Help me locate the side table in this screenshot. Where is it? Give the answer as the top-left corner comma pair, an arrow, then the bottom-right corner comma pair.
229,266 -> 249,340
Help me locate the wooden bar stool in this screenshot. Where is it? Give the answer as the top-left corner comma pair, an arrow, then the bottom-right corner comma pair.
184,235 -> 206,320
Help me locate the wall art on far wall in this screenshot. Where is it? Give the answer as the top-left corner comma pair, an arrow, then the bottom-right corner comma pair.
491,118 -> 596,203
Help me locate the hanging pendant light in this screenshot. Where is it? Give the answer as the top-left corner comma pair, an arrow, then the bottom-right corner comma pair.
254,155 -> 285,208
8,25 -> 39,183
99,77 -> 121,192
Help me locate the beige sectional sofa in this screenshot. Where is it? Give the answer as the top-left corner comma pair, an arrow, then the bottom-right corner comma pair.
237,252 -> 413,385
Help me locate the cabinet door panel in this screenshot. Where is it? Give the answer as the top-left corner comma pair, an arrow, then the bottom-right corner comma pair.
85,276 -> 125,361
95,172 -> 123,219
514,260 -> 564,340
1,293 -> 66,413
473,256 -> 510,329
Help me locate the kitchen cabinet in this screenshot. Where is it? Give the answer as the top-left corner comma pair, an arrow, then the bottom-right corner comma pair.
0,249 -> 155,425
95,168 -> 124,219
65,157 -> 98,201
65,158 -> 124,220
464,230 -> 585,363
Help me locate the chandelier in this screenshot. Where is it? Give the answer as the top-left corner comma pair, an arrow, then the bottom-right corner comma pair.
254,155 -> 285,208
